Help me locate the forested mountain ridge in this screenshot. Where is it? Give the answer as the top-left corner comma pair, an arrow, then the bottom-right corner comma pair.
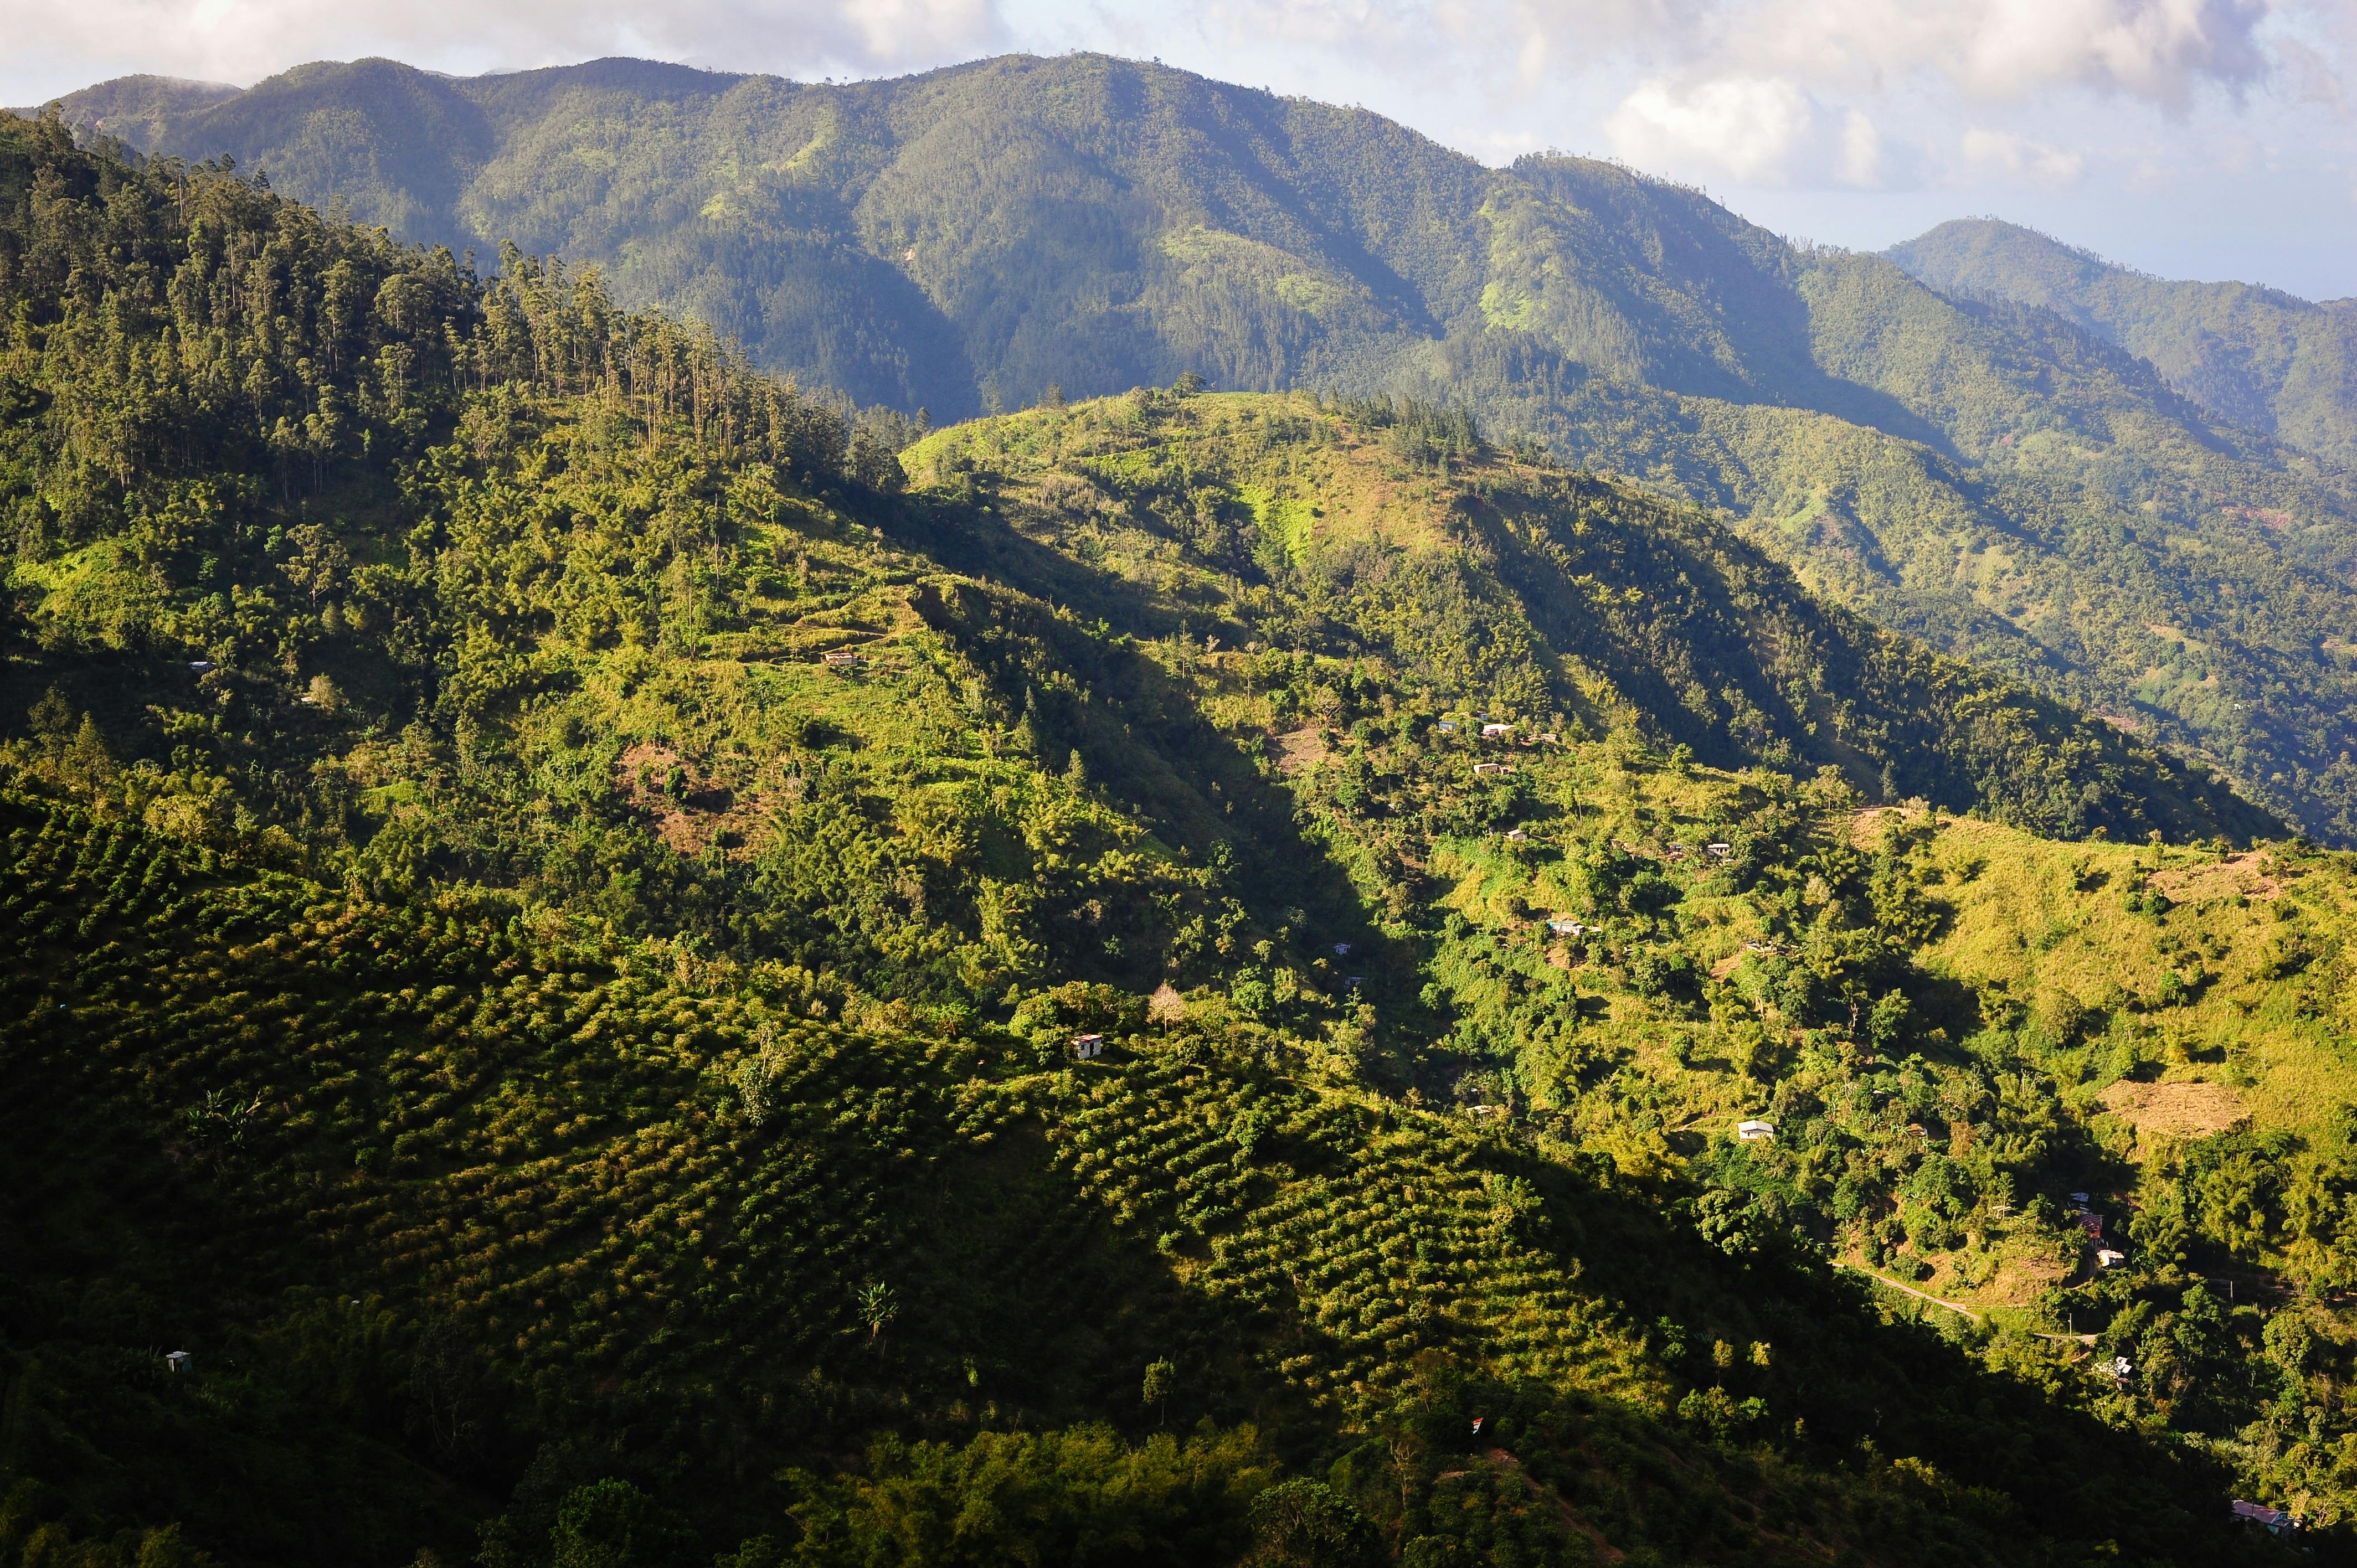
1,104 -> 2353,1568
902,391 -> 2260,844
1888,218 -> 2357,469
26,51 -> 2357,850
0,106 -> 2256,998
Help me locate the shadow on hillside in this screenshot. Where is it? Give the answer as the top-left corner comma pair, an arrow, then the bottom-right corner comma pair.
892,488 -> 1203,643
1496,1136 -> 2243,1563
890,501 -> 1391,988
886,1124 -> 1327,1450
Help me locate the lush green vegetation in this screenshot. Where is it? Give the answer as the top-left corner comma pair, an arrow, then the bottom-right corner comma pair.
29,50 -> 2357,847
1,107 -> 2350,1568
1890,218 -> 2357,468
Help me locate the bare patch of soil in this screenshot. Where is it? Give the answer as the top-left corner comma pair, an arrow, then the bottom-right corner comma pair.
1846,803 -> 1938,848
2098,1078 -> 2249,1139
2147,850 -> 2280,904
617,742 -> 767,858
1269,727 -> 1330,773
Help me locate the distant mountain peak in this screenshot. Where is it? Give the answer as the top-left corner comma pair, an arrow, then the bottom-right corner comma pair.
1888,213 -> 2357,463
14,54 -> 2357,838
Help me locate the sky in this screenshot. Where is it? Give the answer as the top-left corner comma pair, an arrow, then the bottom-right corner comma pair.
3,0 -> 2353,299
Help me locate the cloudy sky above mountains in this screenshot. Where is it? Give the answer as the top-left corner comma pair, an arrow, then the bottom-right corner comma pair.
3,0 -> 2350,297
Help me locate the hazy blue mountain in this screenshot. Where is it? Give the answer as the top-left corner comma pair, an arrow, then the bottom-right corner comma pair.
15,71 -> 241,146
26,52 -> 2357,840
1889,216 -> 2357,468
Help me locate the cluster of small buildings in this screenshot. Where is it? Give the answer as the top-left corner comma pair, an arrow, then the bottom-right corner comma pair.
2067,1193 -> 2127,1268
1436,716 -> 1560,747
1613,840 -> 1735,864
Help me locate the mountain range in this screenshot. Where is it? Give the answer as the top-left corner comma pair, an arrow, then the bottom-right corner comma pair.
24,52 -> 2357,852
9,76 -> 2357,1566
1890,218 -> 2357,470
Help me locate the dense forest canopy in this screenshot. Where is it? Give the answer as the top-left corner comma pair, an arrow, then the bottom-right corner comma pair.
0,102 -> 2354,1568
25,50 -> 2357,852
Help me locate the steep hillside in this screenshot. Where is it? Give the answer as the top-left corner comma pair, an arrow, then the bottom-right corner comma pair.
0,789 -> 2276,1568
1,106 -> 2350,1566
902,390 -> 2258,844
1890,218 -> 2357,468
26,55 -> 2357,847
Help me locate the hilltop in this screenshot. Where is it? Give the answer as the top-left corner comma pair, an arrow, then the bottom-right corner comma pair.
902,390 -> 2257,844
24,50 -> 2357,848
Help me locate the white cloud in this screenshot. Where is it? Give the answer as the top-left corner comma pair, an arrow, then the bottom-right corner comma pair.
1961,125 -> 2088,185
0,0 -> 1003,91
2278,37 -> 2348,117
1605,74 -> 1817,181
1188,0 -> 1432,60
1223,0 -> 2278,111
1838,106 -> 1883,184
1602,76 -> 1903,186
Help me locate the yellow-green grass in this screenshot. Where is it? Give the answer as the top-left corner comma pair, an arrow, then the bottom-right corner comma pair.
1883,808 -> 2357,1148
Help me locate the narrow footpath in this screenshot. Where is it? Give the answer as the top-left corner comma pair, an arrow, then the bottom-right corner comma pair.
1835,1261 -> 2094,1345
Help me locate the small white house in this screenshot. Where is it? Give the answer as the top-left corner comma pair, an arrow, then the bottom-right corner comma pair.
1705,842 -> 1732,858
1505,829 -> 1529,842
1069,1033 -> 1104,1060
1473,762 -> 1512,777
822,648 -> 864,667
1547,917 -> 1584,936
166,1350 -> 192,1373
1737,1120 -> 1775,1142
1481,723 -> 1514,738
1332,942 -> 1352,957
2097,1248 -> 2126,1268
